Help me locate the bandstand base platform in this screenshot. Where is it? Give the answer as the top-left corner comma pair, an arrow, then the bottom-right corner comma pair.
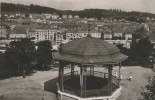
57,86 -> 122,100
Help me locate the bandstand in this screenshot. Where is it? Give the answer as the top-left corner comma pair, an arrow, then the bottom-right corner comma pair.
53,36 -> 127,100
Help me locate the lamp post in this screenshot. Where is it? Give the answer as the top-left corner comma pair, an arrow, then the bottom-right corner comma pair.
0,23 -> 2,40
35,45 -> 38,65
14,45 -> 20,76
23,49 -> 27,78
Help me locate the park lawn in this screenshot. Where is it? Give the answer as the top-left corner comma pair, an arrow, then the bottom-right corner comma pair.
115,66 -> 155,100
0,66 -> 154,100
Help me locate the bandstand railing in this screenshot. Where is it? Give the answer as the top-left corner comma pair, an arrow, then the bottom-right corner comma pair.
111,75 -> 119,94
63,71 -> 78,81
63,86 -> 81,96
111,75 -> 119,86
86,71 -> 109,78
64,71 -> 78,76
83,84 -> 109,97
63,71 -> 80,96
86,71 -> 119,86
61,71 -> 119,98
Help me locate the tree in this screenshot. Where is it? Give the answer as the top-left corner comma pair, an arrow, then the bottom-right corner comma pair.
116,43 -> 124,53
141,76 -> 155,100
130,37 -> 153,65
36,40 -> 53,70
0,53 -> 5,67
0,53 -> 12,79
5,38 -> 36,77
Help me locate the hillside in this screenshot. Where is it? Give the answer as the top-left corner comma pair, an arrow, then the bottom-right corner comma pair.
1,3 -> 29,13
1,2 -> 155,20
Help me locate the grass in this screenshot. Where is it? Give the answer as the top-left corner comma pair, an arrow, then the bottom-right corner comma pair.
115,66 -> 155,100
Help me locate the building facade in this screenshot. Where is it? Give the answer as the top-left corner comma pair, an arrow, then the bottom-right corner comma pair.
9,34 -> 26,40
0,25 -> 9,39
27,27 -> 57,42
66,29 -> 101,41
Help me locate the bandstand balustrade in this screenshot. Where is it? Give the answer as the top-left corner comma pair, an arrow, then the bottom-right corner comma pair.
58,71 -> 120,98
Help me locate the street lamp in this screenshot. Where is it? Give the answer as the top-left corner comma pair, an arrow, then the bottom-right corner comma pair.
23,49 -> 27,78
34,45 -> 38,65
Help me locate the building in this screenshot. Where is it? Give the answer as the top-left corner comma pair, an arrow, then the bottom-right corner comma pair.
29,13 -> 44,22
51,13 -> 59,19
68,15 -> 73,19
35,28 -> 55,42
104,32 -> 132,49
55,31 -> 66,45
125,33 -> 132,40
149,31 -> 155,49
74,15 -> 79,19
0,25 -> 9,39
112,28 -> 124,40
27,28 -> 36,41
49,19 -> 64,24
103,32 -> 113,40
29,13 -> 43,19
43,13 -> 51,19
66,29 -> 101,41
0,43 -> 6,53
62,15 -> 67,19
27,26 -> 59,42
9,26 -> 27,40
9,34 -> 26,40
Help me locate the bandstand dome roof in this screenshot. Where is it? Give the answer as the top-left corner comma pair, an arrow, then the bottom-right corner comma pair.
53,37 -> 127,64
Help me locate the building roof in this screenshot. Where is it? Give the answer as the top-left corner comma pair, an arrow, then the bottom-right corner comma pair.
11,26 -> 27,34
53,37 -> 127,64
28,28 -> 36,32
66,29 -> 78,33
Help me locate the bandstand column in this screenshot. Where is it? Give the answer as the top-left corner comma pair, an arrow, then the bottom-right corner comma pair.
71,63 -> 74,78
58,62 -> 61,88
83,67 -> 87,90
80,65 -> 87,98
118,62 -> 121,86
108,64 -> 113,96
80,65 -> 83,98
58,61 -> 64,91
90,65 -> 94,76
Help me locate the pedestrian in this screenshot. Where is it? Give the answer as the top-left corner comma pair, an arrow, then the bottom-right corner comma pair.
129,72 -> 132,81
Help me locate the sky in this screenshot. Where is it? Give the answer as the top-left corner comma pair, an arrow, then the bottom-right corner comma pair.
1,0 -> 155,14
